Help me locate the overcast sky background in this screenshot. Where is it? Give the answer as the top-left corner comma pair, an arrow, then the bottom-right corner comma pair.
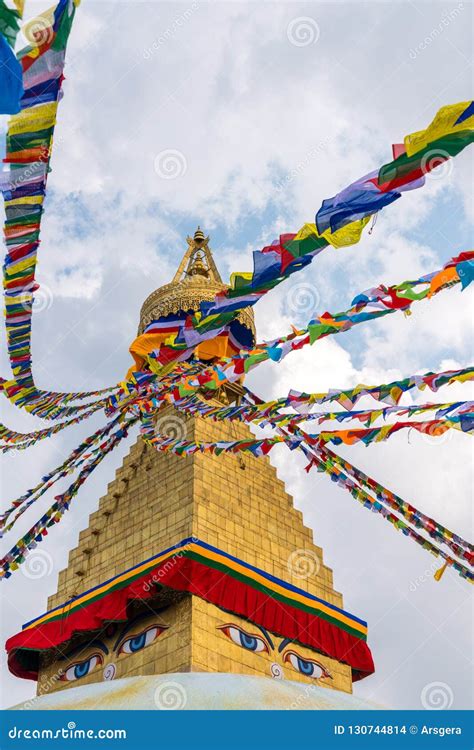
1,0 -> 473,710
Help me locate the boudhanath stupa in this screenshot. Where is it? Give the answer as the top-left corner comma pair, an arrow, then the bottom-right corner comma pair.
7,231 -> 378,710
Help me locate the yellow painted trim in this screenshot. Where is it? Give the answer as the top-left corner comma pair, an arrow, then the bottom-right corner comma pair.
23,542 -> 367,636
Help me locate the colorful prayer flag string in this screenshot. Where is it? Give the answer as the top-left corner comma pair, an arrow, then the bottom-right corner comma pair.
0,0 -> 107,419
1,78 -> 473,583
0,416 -> 137,578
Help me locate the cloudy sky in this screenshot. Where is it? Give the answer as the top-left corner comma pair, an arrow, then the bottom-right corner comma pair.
1,0 -> 473,710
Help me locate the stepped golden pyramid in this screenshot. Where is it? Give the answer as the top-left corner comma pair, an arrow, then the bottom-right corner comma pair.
8,230 -> 377,710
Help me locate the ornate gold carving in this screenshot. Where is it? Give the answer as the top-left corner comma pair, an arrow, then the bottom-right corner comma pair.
138,230 -> 255,339
172,229 -> 223,284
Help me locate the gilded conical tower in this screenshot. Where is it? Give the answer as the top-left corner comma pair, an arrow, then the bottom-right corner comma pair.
7,230 -> 374,706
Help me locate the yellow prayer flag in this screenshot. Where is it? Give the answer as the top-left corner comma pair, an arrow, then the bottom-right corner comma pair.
230,271 -> 252,289
5,196 -> 44,207
404,101 -> 473,157
9,102 -> 58,136
457,372 -> 474,384
6,294 -> 35,305
294,223 -> 319,242
5,256 -> 37,274
375,425 -> 391,443
298,217 -> 371,250
321,216 -> 370,248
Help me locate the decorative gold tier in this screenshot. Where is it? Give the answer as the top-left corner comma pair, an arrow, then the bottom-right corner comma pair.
138,229 -> 256,339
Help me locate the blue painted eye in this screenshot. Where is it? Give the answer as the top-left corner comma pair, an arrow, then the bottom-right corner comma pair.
285,651 -> 331,680
61,654 -> 102,682
128,633 -> 146,652
74,661 -> 91,678
296,656 -> 315,676
219,625 -> 268,653
240,632 -> 259,650
118,626 -> 165,655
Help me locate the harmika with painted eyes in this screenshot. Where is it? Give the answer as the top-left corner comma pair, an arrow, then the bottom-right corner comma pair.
218,623 -> 332,682
54,606 -> 333,688
59,618 -> 169,683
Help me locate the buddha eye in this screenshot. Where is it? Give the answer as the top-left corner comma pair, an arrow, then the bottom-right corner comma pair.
218,624 -> 269,653
284,650 -> 332,680
60,653 -> 103,682
118,625 -> 166,655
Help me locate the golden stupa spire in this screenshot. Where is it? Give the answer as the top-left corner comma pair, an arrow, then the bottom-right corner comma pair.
172,227 -> 223,284
138,228 -> 255,341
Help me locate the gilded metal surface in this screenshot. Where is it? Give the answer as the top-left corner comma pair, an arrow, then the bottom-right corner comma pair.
138,231 -> 255,338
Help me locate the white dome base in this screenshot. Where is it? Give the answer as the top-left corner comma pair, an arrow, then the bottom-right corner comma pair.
10,673 -> 382,711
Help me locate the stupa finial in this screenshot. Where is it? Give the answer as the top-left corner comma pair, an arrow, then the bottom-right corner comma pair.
138,229 -> 255,339
171,227 -> 223,284
194,226 -> 205,243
